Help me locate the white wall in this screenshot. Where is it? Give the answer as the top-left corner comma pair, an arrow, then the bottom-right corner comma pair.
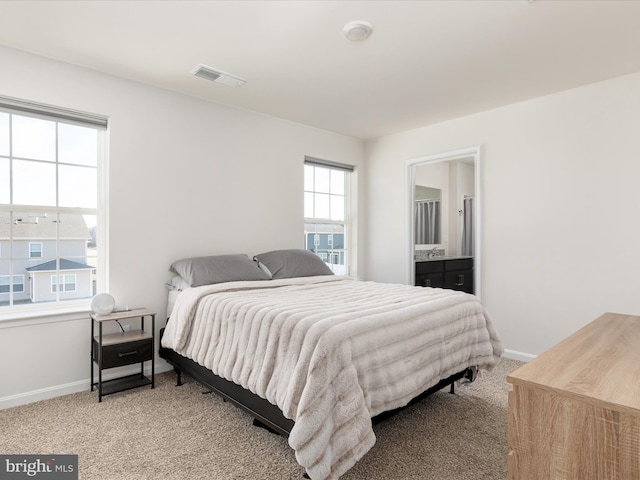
0,45 -> 364,404
364,72 -> 640,358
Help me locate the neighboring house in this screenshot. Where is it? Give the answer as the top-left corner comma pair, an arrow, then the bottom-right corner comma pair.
0,214 -> 95,305
25,259 -> 94,303
305,232 -> 346,274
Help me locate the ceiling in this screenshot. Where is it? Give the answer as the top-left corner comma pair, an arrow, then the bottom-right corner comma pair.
1,1 -> 639,140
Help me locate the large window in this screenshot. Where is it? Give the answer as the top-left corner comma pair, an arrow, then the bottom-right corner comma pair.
0,96 -> 107,311
304,157 -> 353,275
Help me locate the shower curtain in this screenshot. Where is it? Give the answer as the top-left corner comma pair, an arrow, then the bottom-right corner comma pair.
415,200 -> 440,244
461,196 -> 475,256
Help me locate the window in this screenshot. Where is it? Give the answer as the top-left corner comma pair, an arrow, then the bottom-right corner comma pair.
0,96 -> 107,311
29,242 -> 42,258
304,157 -> 353,275
0,275 -> 24,294
52,274 -> 77,293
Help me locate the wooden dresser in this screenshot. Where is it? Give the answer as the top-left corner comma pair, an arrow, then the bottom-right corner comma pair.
507,312 -> 640,480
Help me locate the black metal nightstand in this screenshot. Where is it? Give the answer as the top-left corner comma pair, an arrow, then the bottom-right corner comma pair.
90,308 -> 155,402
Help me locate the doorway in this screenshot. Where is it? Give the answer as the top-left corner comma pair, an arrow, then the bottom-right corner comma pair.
406,145 -> 483,298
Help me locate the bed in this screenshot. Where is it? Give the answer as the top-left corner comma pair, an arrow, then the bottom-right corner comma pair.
159,250 -> 503,480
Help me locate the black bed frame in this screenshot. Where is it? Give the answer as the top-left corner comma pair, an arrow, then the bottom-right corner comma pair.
159,327 -> 478,437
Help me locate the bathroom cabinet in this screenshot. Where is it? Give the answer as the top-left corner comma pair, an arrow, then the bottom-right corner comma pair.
415,257 -> 473,294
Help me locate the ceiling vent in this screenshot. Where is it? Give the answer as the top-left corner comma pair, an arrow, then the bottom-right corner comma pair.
190,64 -> 246,87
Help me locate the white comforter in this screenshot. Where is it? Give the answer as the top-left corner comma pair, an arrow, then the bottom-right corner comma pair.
161,276 -> 503,480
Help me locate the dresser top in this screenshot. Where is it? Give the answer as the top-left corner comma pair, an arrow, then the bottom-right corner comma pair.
507,312 -> 640,415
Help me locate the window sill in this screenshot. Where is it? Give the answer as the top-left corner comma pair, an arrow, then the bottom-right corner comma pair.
0,302 -> 92,328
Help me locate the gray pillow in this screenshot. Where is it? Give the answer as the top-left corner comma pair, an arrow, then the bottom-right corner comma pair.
169,254 -> 270,287
253,249 -> 334,279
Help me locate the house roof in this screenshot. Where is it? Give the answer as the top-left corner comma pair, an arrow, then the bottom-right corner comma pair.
0,213 -> 90,240
25,258 -> 94,272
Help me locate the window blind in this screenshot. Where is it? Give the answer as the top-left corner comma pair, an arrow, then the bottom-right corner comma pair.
0,95 -> 108,130
304,156 -> 354,172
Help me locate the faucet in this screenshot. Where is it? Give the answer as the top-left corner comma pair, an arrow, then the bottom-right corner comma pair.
427,246 -> 440,259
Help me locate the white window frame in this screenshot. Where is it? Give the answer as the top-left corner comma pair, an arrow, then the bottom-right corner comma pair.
0,274 -> 25,294
303,157 -> 354,276
0,95 -> 108,321
29,242 -> 43,258
51,274 -> 77,293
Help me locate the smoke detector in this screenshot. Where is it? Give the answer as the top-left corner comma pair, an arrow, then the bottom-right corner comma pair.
342,21 -> 373,42
190,64 -> 246,87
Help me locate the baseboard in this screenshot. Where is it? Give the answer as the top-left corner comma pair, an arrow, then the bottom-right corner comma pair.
2,349 -> 535,410
0,363 -> 172,410
502,348 -> 536,363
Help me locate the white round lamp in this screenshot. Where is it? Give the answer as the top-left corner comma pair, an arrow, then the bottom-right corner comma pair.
91,293 -> 115,315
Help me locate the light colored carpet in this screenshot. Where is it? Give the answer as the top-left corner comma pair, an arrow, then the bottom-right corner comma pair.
0,358 -> 522,479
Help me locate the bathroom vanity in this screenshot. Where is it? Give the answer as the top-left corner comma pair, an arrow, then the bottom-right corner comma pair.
415,256 -> 473,294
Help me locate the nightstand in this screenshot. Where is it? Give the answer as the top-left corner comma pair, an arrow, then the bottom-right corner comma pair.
90,307 -> 155,402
